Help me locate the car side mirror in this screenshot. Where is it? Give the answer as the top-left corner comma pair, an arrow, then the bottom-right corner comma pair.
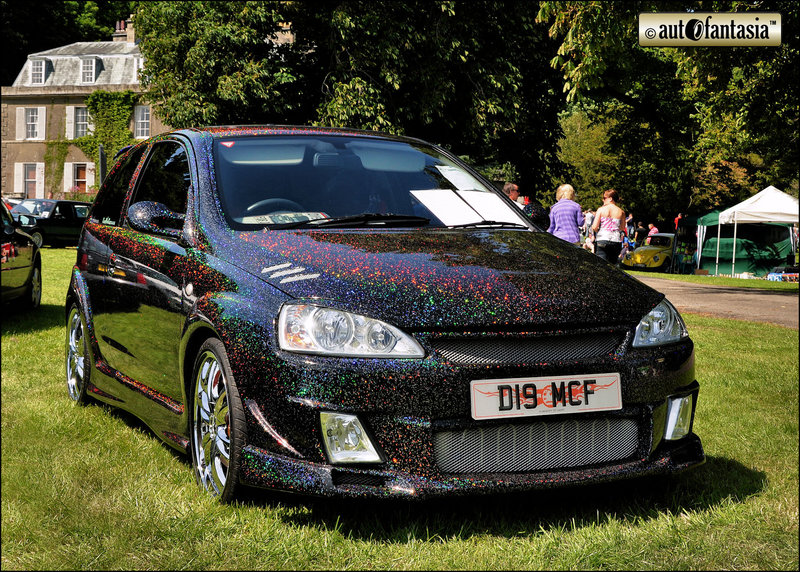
127,201 -> 185,239
523,201 -> 551,230
16,214 -> 36,226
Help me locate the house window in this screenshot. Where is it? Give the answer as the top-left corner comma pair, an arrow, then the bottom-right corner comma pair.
24,164 -> 38,197
25,108 -> 39,139
73,164 -> 88,192
134,105 -> 150,138
31,60 -> 44,84
75,107 -> 89,138
81,58 -> 95,83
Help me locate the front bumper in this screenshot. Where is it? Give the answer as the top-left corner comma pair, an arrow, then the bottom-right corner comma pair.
236,331 -> 702,498
239,432 -> 705,499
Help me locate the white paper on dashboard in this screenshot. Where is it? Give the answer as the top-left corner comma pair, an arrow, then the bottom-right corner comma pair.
435,165 -> 484,191
455,190 -> 524,224
409,189 -> 483,226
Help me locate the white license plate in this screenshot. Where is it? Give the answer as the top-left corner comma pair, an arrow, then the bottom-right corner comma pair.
470,373 -> 622,420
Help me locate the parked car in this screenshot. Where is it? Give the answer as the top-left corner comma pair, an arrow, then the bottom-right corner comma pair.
3,197 -> 22,210
66,126 -> 704,501
620,233 -> 675,272
11,198 -> 91,247
1,201 -> 41,309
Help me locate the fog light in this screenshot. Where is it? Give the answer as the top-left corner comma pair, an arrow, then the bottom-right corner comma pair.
664,395 -> 694,440
320,412 -> 381,463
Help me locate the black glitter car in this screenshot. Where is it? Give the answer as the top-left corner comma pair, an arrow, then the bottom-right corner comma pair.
66,126 -> 704,501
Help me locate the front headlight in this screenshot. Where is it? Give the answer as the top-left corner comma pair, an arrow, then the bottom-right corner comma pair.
653,255 -> 660,262
632,300 -> 688,347
278,304 -> 425,357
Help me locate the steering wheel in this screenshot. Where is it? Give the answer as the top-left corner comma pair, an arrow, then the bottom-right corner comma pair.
245,198 -> 305,216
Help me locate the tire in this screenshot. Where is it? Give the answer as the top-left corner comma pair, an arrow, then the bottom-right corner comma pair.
30,230 -> 44,248
24,259 -> 42,309
661,258 -> 671,273
66,303 -> 91,404
190,338 -> 247,502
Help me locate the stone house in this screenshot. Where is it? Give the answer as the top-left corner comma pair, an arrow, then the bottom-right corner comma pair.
1,18 -> 169,202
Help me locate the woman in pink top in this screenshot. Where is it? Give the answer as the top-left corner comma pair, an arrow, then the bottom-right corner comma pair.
591,189 -> 626,263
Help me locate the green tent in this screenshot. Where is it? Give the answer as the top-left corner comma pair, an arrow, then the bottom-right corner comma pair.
696,211 -> 795,277
695,210 -> 720,227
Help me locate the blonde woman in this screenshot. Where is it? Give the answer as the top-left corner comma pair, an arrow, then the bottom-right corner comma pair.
591,189 -> 626,263
547,183 -> 584,244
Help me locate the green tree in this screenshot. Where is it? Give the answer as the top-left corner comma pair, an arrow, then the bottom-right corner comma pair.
671,2 -> 799,199
557,108 -> 617,210
135,1 -> 568,199
537,0 -> 799,221
292,0 -> 568,198
135,1 -> 301,127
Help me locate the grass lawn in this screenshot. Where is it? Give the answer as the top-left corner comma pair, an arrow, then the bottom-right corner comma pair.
623,269 -> 799,292
2,248 -> 798,570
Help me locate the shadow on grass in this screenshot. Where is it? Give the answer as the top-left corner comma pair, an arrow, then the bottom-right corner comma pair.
80,395 -> 766,542
1,303 -> 65,335
230,455 -> 765,541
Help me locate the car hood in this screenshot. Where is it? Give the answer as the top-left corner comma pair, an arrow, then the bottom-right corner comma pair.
632,245 -> 671,257
225,229 -> 663,330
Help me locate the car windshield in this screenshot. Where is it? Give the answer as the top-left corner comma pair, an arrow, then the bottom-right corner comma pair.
213,135 -> 527,230
12,199 -> 55,217
649,235 -> 672,247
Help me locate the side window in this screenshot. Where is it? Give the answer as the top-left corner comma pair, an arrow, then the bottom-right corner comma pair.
51,203 -> 70,219
130,141 -> 190,216
90,145 -> 146,226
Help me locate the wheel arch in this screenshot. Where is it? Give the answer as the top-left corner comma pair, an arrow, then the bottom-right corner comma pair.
180,317 -> 220,409
65,267 -> 89,324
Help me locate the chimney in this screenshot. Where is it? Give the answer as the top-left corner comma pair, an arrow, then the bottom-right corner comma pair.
125,15 -> 136,44
112,19 -> 127,42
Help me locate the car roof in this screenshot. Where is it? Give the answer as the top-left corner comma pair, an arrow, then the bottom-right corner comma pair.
25,198 -> 90,205
179,124 -> 428,146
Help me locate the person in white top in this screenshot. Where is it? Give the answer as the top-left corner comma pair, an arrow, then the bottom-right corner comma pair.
591,189 -> 626,263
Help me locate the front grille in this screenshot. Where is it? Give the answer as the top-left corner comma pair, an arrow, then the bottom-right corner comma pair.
434,418 -> 638,474
432,333 -> 623,365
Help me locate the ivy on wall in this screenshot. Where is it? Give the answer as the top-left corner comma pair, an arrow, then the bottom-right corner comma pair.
73,90 -> 138,185
44,138 -> 70,198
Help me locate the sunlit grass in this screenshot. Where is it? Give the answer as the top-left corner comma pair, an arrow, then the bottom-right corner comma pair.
2,248 -> 797,570
624,269 -> 799,291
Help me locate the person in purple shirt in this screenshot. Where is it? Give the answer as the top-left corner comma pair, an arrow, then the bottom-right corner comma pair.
547,184 -> 584,244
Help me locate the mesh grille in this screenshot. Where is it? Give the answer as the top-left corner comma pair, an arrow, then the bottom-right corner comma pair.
432,333 -> 623,365
434,418 -> 638,473
331,471 -> 386,487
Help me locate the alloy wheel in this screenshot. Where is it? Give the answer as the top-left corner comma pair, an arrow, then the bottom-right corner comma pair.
29,267 -> 41,308
192,349 -> 232,497
66,307 -> 87,401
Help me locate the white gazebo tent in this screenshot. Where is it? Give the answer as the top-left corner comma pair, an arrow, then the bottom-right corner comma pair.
714,186 -> 799,275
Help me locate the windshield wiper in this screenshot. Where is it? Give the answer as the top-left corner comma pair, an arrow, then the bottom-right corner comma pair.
447,220 -> 528,229
273,213 -> 430,229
